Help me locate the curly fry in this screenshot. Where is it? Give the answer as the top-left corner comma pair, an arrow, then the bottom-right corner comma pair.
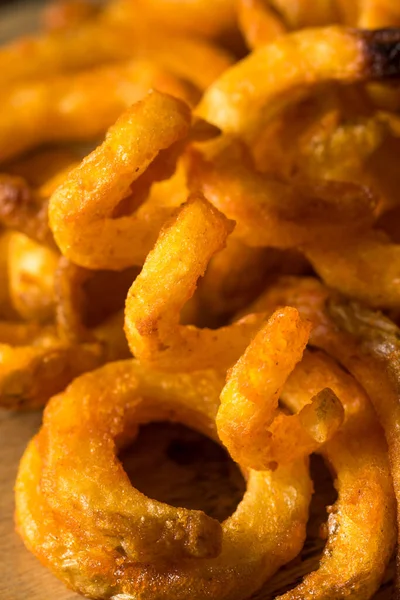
237,0 -> 287,49
218,307 -> 344,470
0,61 -> 198,163
358,0 -> 400,28
187,136 -> 377,248
304,230 -> 400,310
237,0 -> 339,49
125,194 -> 268,371
197,27 -> 400,140
49,91 -> 191,270
0,16 -> 233,90
0,309 -> 129,410
16,360 -> 312,599
277,348 -> 396,600
130,0 -> 237,38
247,276 -> 400,588
7,233 -> 59,323
270,0 -> 339,28
0,175 -> 54,246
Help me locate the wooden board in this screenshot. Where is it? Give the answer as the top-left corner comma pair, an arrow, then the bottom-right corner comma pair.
0,3 -> 395,598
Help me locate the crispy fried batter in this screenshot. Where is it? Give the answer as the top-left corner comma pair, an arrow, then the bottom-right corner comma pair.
197,27 -> 400,140
218,307 -> 344,470
125,195 -> 267,371
0,62 -> 198,163
247,276 -> 400,589
16,360 -> 312,599
49,92 -> 191,270
278,348 -> 396,600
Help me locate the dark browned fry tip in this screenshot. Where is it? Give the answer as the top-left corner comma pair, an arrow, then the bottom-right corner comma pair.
360,28 -> 400,80
0,175 -> 32,218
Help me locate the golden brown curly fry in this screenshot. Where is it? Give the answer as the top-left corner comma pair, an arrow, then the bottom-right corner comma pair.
125,194 -> 268,371
187,136 -> 377,248
278,348 -> 396,600
49,91 -> 191,270
358,0 -> 400,27
270,0 -> 339,28
0,175 -> 53,245
0,230 -> 17,320
7,233 -> 59,323
0,308 -> 129,410
237,0 -> 287,49
0,15 -> 233,90
304,230 -> 400,310
16,360 -> 312,599
197,27 -> 400,140
247,276 -> 400,586
237,0 -> 339,49
128,0 -> 237,38
0,61 -> 198,163
217,307 -> 344,470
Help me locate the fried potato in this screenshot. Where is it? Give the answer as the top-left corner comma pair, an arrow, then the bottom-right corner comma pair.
0,16 -> 233,90
49,92 -> 191,270
16,360 -> 312,599
125,195 -> 267,371
0,175 -> 54,245
197,27 -> 400,141
238,0 -> 339,49
247,276 -> 400,587
0,230 -> 17,320
129,0 -> 237,38
0,61 -> 198,163
217,307 -> 344,470
187,136 -> 377,248
358,0 -> 400,27
304,230 -> 400,310
7,233 -> 59,323
0,309 -> 129,410
278,348 -> 396,599
237,0 -> 287,49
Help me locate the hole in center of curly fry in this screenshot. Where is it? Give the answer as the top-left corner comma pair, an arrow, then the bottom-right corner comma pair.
119,422 -> 246,523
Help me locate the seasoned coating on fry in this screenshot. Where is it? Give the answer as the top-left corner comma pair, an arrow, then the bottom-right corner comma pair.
0,17 -> 233,90
125,195 -> 267,371
304,230 -> 400,309
8,233 -> 59,323
197,27 -> 400,140
0,230 -> 18,320
217,307 -> 344,470
187,136 -> 377,248
49,92 -> 191,270
130,0 -> 237,38
0,175 -> 53,245
237,0 -> 339,48
248,276 -> 400,589
238,0 -> 287,49
16,360 -> 312,600
0,309 -> 129,410
278,349 -> 396,600
0,61 -> 198,163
